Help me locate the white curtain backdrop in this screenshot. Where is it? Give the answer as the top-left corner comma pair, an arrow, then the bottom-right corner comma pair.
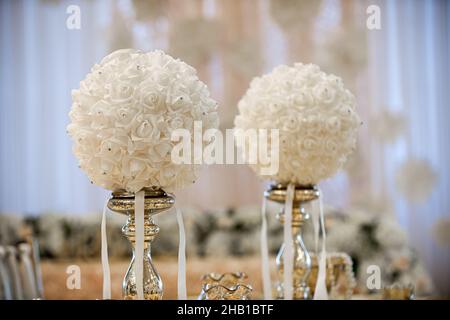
0,0 -> 449,294
0,0 -> 363,215
367,0 -> 450,296
0,0 -> 111,215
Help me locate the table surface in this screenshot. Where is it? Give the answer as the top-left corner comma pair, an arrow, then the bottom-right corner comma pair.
42,256 -> 265,300
40,257 -> 427,300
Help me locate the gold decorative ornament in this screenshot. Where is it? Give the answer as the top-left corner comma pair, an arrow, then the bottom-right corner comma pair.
198,272 -> 252,300
202,284 -> 253,300
308,252 -> 356,299
264,183 -> 319,300
107,187 -> 175,300
383,284 -> 415,300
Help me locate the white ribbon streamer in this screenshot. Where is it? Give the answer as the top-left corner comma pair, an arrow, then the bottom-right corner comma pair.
18,243 -> 38,299
313,189 -> 329,300
135,190 -> 145,300
309,200 -> 319,254
260,197 -> 272,300
176,208 -> 187,300
31,240 -> 44,299
101,200 -> 111,299
6,246 -> 23,300
283,183 -> 295,300
0,247 -> 12,300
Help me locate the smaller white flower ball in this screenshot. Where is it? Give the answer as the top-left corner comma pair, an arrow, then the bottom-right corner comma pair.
372,109 -> 407,144
68,49 -> 219,193
270,0 -> 322,32
395,159 -> 437,203
234,63 -> 360,185
431,217 -> 450,247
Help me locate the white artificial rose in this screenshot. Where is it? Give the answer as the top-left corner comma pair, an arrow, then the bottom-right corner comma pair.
169,93 -> 192,113
148,142 -> 172,163
325,139 -> 338,154
114,105 -> 140,128
109,81 -> 135,103
313,82 -> 338,106
168,115 -> 185,130
90,100 -> 112,130
282,113 -> 300,132
301,136 -> 319,151
293,91 -> 314,107
202,112 -> 220,129
98,137 -> 127,162
141,90 -> 165,113
325,116 -> 341,134
131,114 -> 161,142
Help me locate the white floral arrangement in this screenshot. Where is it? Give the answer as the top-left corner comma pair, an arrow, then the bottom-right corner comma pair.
318,26 -> 367,84
270,0 -> 322,31
395,159 -> 437,203
234,63 -> 361,184
67,49 -> 219,192
315,208 -> 434,295
432,217 -> 450,247
372,109 -> 407,144
0,207 -> 434,296
169,18 -> 218,66
132,0 -> 166,22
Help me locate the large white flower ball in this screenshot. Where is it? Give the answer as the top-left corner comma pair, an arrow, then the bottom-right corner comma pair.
67,49 -> 219,193
234,63 -> 360,185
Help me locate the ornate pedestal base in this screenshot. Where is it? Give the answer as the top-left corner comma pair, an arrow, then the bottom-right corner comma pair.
264,183 -> 319,300
107,187 -> 175,300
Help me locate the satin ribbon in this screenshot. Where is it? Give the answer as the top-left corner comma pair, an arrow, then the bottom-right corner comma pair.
101,200 -> 111,299
6,246 -> 23,300
176,208 -> 187,300
260,197 -> 272,300
0,247 -> 12,300
313,189 -> 329,300
283,183 -> 295,300
135,190 -> 145,300
31,240 -> 44,298
309,200 -> 319,254
18,244 -> 38,299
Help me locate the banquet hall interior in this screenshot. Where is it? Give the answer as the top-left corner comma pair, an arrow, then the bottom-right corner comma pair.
0,0 -> 449,300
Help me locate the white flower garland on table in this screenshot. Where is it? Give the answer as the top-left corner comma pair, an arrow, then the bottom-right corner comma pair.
234,63 -> 361,184
67,49 -> 219,193
235,63 -> 360,301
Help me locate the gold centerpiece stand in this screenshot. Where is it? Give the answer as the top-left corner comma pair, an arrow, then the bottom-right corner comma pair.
107,187 -> 175,300
264,183 -> 319,300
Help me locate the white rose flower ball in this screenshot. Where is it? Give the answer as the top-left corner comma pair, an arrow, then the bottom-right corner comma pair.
234,63 -> 360,185
67,49 -> 219,193
395,159 -> 437,203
